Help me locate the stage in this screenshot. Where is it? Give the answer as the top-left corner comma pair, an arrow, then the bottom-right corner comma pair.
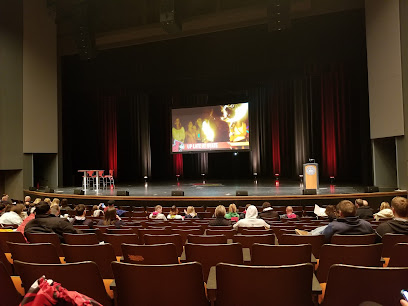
24,180 -> 406,208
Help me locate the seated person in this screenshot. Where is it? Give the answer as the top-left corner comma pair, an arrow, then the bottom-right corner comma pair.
233,205 -> 270,229
355,198 -> 374,219
209,205 -> 231,226
71,204 -> 93,228
60,199 -> 72,211
376,196 -> 408,238
97,208 -> 124,228
239,204 -> 251,220
103,199 -> 116,212
0,204 -> 25,225
167,205 -> 183,220
92,204 -> 104,217
25,201 -> 79,242
224,204 -> 239,221
296,205 -> 337,236
184,206 -> 199,219
280,206 -> 298,219
322,200 -> 374,242
149,205 -> 167,221
49,203 -> 60,217
374,201 -> 394,221
324,205 -> 338,222
258,202 -> 279,219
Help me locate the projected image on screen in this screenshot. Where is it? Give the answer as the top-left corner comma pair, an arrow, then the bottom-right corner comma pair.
171,102 -> 249,153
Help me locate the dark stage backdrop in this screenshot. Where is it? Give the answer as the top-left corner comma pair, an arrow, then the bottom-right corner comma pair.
61,10 -> 371,186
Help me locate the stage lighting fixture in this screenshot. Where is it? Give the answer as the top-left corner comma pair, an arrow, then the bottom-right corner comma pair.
176,174 -> 180,183
275,173 -> 280,180
234,152 -> 238,156
253,172 -> 258,184
330,176 -> 335,185
201,173 -> 206,184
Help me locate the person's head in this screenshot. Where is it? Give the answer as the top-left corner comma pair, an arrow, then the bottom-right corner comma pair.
228,204 -> 237,214
1,194 -> 9,202
50,204 -> 60,216
355,199 -> 364,207
196,118 -> 202,128
104,208 -> 117,225
337,200 -> 357,217
169,205 -> 178,216
107,200 -> 115,208
91,205 -> 98,212
188,121 -> 193,130
11,204 -> 25,217
75,204 -> 86,217
363,200 -> 369,206
286,206 -> 293,214
154,205 -> 163,214
215,205 -> 227,218
174,118 -> 181,129
380,202 -> 390,211
245,205 -> 258,219
35,201 -> 50,215
262,202 -> 271,210
61,199 -> 69,208
33,198 -> 42,205
325,205 -> 337,219
391,197 -> 408,218
44,198 -> 51,204
51,198 -> 60,206
24,196 -> 31,203
186,206 -> 196,216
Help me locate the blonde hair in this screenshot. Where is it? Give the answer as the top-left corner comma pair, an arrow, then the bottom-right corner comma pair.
50,203 -> 60,216
155,205 -> 163,212
215,205 -> 226,218
380,202 -> 390,211
186,206 -> 196,217
51,198 -> 60,206
228,203 -> 237,213
44,198 -> 51,204
33,198 -> 42,205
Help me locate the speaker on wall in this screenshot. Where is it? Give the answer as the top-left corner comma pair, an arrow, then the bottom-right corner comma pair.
171,190 -> 184,196
236,190 -> 248,196
44,188 -> 54,193
303,189 -> 317,195
74,189 -> 84,195
365,186 -> 379,193
117,191 -> 129,196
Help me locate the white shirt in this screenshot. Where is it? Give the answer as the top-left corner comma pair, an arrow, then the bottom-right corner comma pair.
0,211 -> 23,225
149,213 -> 167,221
233,205 -> 270,229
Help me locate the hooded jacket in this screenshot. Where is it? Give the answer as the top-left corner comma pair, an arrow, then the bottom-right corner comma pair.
322,216 -> 374,242
374,209 -> 394,221
259,207 -> 279,219
233,206 -> 270,229
356,206 -> 374,219
376,219 -> 408,238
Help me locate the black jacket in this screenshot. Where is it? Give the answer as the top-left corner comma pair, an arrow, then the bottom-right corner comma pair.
259,209 -> 279,220
376,219 -> 408,238
208,217 -> 231,226
322,216 -> 374,242
25,214 -> 79,242
356,206 -> 374,219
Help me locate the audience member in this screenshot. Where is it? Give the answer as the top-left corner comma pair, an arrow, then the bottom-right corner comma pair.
322,200 -> 374,242
97,208 -> 124,228
239,204 -> 251,220
149,205 -> 167,221
28,198 -> 42,215
0,204 -> 25,225
61,199 -> 72,211
92,204 -> 104,217
281,206 -> 298,219
49,204 -> 60,217
233,205 -> 270,229
258,202 -> 279,219
355,198 -> 374,219
376,197 -> 408,238
374,202 -> 394,221
167,205 -> 183,220
1,194 -> 11,204
324,205 -> 338,222
224,204 -> 239,220
296,205 -> 337,236
24,196 -> 31,206
71,204 -> 93,228
209,205 -> 231,226
104,200 -> 116,212
51,198 -> 60,206
44,198 -> 52,205
184,206 -> 198,219
25,201 -> 79,242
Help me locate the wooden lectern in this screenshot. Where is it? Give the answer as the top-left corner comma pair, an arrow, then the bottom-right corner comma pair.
303,163 -> 319,193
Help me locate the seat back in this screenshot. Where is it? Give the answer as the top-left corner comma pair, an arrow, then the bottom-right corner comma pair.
25,232 -> 63,256
0,231 -> 26,252
61,243 -> 116,278
240,228 -> 274,235
171,228 -> 204,244
187,234 -> 227,244
330,234 -> 377,245
106,228 -> 135,235
0,262 -> 22,306
138,228 -> 172,244
8,242 -> 60,264
381,233 -> 408,257
280,234 -> 325,258
102,233 -> 140,256
14,260 -> 111,306
121,243 -> 178,265
316,244 -> 383,283
206,229 -> 236,239
63,233 -> 100,245
112,261 -> 208,306
232,234 -> 275,249
251,243 -> 312,266
0,244 -> 12,275
144,234 -> 183,257
322,264 -> 408,306
185,243 -> 243,281
388,243 -> 408,267
216,263 -> 314,306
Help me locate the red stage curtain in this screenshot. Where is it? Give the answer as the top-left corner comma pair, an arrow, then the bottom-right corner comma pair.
100,97 -> 118,178
173,154 -> 183,176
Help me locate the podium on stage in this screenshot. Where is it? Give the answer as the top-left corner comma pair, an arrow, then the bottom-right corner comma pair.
303,163 -> 319,194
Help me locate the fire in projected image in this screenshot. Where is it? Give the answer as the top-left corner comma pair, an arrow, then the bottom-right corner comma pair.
202,120 -> 215,142
220,103 -> 248,142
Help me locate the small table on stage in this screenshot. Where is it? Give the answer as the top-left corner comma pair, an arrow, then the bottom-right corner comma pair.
78,170 -> 104,191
